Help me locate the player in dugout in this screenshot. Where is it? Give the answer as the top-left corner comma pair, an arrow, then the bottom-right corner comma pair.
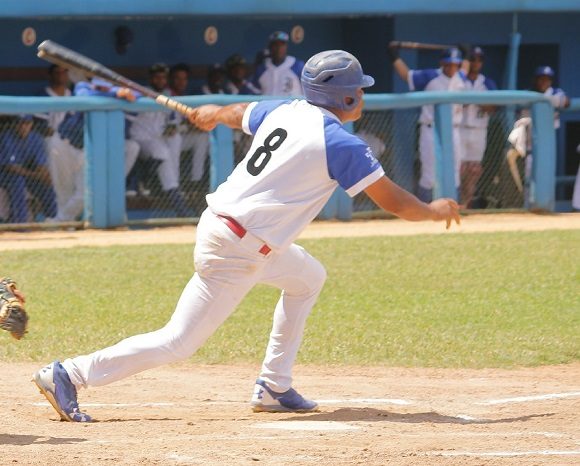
32,50 -> 460,422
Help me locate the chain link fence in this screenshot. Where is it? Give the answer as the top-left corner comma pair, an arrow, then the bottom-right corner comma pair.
352,104 -> 527,215
0,95 -> 565,229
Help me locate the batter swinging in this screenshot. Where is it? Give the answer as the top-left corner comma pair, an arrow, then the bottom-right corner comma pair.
33,50 -> 460,422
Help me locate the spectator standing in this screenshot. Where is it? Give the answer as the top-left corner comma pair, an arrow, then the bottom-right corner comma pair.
0,115 -> 57,223
460,47 -> 497,207
251,31 -> 304,96
129,63 -> 187,217
389,44 -> 469,202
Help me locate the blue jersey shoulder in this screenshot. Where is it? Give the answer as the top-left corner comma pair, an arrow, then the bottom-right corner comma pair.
324,117 -> 381,192
484,76 -> 497,90
248,99 -> 290,134
411,69 -> 440,91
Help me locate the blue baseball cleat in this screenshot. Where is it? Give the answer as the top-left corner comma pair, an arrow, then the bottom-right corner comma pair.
251,379 -> 318,413
32,361 -> 92,422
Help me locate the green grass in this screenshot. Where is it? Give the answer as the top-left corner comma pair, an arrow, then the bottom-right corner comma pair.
1,230 -> 578,367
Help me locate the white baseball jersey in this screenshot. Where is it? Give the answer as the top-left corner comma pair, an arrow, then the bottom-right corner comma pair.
520,86 -> 568,129
207,99 -> 384,251
408,69 -> 466,125
252,57 -> 304,96
462,74 -> 497,128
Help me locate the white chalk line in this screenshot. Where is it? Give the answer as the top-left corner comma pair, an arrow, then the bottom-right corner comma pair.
480,391 -> 580,405
431,450 -> 580,457
251,421 -> 360,431
30,398 -> 412,408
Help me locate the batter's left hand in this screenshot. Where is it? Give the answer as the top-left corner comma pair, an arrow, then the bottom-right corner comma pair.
188,105 -> 221,131
428,198 -> 461,229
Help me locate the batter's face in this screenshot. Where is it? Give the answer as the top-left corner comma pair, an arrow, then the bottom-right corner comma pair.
441,62 -> 460,78
150,72 -> 168,92
170,70 -> 189,95
534,75 -> 553,93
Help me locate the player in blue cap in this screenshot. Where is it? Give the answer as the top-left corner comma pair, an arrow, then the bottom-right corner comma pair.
389,43 -> 470,202
251,31 -> 304,96
33,50 -> 460,422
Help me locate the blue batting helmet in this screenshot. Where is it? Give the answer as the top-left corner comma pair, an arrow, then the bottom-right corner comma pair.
440,47 -> 463,64
534,66 -> 555,78
301,50 -> 374,111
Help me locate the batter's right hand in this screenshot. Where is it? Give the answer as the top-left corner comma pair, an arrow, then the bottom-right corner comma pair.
189,105 -> 220,131
428,198 -> 461,230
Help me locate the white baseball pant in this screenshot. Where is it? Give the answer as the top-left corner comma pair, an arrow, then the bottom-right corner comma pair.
181,130 -> 210,182
124,139 -> 140,177
45,135 -> 84,221
573,162 -> 580,211
62,208 -> 326,392
134,134 -> 182,191
460,127 -> 487,163
418,124 -> 462,190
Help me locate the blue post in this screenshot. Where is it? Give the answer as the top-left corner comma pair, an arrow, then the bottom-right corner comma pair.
504,16 -> 521,128
209,126 -> 234,192
530,101 -> 556,210
433,103 -> 456,199
84,110 -> 125,228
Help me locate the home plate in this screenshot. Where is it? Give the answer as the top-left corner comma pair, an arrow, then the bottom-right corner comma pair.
251,421 -> 360,431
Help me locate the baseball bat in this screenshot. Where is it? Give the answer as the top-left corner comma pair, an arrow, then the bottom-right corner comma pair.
37,40 -> 194,118
390,41 -> 453,51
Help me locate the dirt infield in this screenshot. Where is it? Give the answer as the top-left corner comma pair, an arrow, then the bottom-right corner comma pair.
2,213 -> 579,464
3,362 -> 579,465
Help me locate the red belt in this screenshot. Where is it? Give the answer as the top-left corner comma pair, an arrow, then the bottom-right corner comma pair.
216,215 -> 271,256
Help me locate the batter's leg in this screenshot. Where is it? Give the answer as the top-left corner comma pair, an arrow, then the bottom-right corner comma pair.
257,244 -> 327,392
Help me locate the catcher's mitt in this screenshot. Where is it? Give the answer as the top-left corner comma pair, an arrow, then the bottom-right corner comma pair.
0,278 -> 28,339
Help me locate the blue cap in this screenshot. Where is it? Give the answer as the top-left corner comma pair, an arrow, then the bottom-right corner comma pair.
19,114 -> 33,122
269,31 -> 289,43
440,47 -> 463,64
534,66 -> 555,78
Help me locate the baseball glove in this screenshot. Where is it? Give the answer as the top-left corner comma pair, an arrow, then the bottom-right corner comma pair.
0,277 -> 28,340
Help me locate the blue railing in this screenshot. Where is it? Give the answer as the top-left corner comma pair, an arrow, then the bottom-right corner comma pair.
0,91 -> 572,228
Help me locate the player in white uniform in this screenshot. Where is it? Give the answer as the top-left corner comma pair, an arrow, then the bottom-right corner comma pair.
32,50 -> 460,422
506,66 -> 570,196
129,63 -> 187,216
460,47 -> 497,207
389,45 -> 469,202
251,31 -> 304,96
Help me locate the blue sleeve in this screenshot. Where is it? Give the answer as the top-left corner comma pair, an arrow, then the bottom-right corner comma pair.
251,64 -> 266,90
247,99 -> 290,134
410,69 -> 439,91
324,117 -> 383,194
291,59 -> 304,78
74,81 -> 119,97
484,77 -> 498,91
30,133 -> 48,166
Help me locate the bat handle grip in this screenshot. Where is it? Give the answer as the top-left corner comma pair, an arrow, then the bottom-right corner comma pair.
155,95 -> 195,118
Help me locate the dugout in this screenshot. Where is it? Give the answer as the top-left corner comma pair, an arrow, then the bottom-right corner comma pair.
0,0 -> 579,211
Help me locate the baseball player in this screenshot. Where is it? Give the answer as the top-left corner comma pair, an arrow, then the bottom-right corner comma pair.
506,66 -> 570,195
460,47 -> 497,207
251,31 -> 304,96
32,50 -> 460,422
224,54 -> 261,96
129,63 -> 187,217
573,144 -> 580,211
388,44 -> 469,202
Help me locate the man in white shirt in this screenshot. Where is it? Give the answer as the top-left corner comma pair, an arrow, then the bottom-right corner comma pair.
389,45 -> 469,202
251,31 -> 304,96
33,50 -> 460,422
460,47 -> 497,207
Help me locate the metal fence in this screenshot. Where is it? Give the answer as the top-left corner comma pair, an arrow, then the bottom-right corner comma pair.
0,92 -> 573,229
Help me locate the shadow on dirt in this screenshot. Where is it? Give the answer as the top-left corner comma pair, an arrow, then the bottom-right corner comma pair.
0,433 -> 86,445
287,408 -> 555,425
